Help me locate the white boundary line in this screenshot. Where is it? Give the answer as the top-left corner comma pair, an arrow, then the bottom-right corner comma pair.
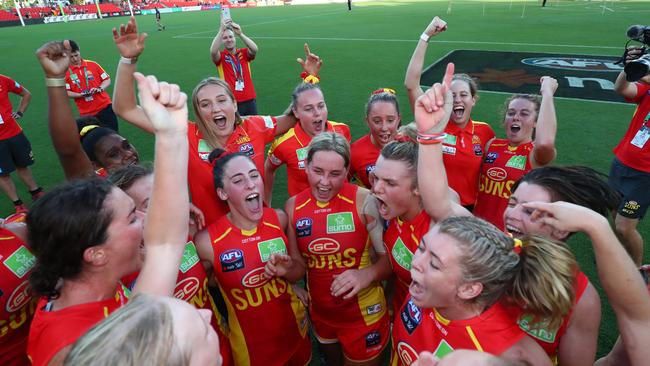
173,34 -> 622,51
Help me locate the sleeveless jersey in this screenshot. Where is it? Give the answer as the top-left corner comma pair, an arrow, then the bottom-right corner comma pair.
350,134 -> 380,188
474,139 -> 534,230
384,210 -> 431,316
442,119 -> 495,207
391,296 -> 525,366
208,208 -> 309,366
188,116 -> 277,225
0,229 -> 36,366
27,285 -> 130,366
293,182 -> 387,327
515,271 -> 589,361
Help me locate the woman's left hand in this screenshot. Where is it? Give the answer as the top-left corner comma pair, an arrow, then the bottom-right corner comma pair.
331,269 -> 371,299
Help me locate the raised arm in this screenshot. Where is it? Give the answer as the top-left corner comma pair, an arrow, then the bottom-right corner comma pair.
405,16 -> 447,111
230,22 -> 258,56
415,63 -> 470,221
132,73 -> 189,297
112,16 -> 154,133
524,201 -> 650,366
530,76 -> 557,167
209,20 -> 227,64
35,40 -> 94,179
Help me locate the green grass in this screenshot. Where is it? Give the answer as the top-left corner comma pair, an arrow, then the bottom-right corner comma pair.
2,0 -> 649,361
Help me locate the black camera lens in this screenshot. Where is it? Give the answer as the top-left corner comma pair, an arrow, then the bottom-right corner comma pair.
625,54 -> 650,81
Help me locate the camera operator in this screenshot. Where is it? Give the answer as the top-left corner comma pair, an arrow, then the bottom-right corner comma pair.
609,46 -> 650,266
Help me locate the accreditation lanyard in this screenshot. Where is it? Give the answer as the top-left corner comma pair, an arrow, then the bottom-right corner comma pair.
224,52 -> 244,83
630,91 -> 650,149
69,65 -> 90,90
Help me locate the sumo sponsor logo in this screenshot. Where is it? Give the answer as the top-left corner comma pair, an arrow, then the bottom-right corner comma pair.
326,212 -> 355,234
397,342 -> 419,365
296,217 -> 312,237
258,237 -> 287,262
308,238 -> 340,255
400,298 -> 422,334
6,280 -> 30,313
242,267 -> 271,288
174,277 -> 200,301
3,246 -> 35,278
487,167 -> 507,182
521,57 -> 622,72
220,249 -> 245,272
365,331 -> 382,349
519,313 -> 558,343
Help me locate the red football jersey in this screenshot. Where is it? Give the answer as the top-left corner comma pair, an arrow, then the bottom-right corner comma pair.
65,60 -> 111,116
267,121 -> 351,197
215,48 -> 256,103
613,83 -> 650,172
474,139 -> 534,231
384,210 -> 431,316
208,208 -> 309,366
0,75 -> 24,140
27,285 -> 129,366
0,228 -> 36,366
391,296 -> 525,366
292,183 -> 387,327
187,115 -> 276,226
442,120 -> 495,206
350,134 -> 380,188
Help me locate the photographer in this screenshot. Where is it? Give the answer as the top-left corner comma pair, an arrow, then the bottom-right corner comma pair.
608,46 -> 650,266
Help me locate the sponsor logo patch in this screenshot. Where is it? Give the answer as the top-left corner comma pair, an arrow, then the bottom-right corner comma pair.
397,342 -> 419,365
296,217 -> 313,237
518,313 -> 558,343
505,155 -> 527,170
296,147 -> 309,164
326,212 -> 355,234
433,339 -> 454,360
443,134 -> 457,146
441,145 -> 456,155
179,242 -> 200,273
400,298 -> 422,334
239,142 -> 254,157
366,303 -> 382,315
258,237 -> 287,262
391,238 -> 414,271
473,143 -> 484,156
262,115 -> 275,129
3,246 -> 35,278
365,331 -> 381,349
485,152 -> 499,164
220,249 -> 245,272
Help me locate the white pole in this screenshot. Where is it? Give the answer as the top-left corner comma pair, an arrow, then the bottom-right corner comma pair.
509,0 -> 513,11
521,0 -> 527,18
94,0 -> 103,19
15,1 -> 25,27
482,2 -> 486,16
127,0 -> 134,16
602,0 -> 606,15
447,0 -> 452,15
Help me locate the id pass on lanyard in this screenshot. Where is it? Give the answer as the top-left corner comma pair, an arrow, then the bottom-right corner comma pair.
631,110 -> 650,149
225,53 -> 245,91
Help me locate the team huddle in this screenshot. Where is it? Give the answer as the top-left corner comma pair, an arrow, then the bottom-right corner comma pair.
0,12 -> 649,366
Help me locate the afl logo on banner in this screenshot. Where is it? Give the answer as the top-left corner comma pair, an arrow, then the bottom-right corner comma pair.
521,57 -> 622,72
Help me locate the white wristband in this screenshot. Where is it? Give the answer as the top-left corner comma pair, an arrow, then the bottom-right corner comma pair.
119,56 -> 138,64
45,78 -> 66,87
419,33 -> 430,43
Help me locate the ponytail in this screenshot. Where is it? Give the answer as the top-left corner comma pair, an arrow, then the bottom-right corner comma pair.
507,235 -> 577,330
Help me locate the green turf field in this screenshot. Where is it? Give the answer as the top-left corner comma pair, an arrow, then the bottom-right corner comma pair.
2,0 -> 650,361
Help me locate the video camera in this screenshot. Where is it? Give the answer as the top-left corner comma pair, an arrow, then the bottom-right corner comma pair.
624,25 -> 650,82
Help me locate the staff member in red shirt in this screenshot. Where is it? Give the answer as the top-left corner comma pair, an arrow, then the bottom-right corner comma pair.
210,18 -> 259,116
65,40 -> 118,132
0,75 -> 44,213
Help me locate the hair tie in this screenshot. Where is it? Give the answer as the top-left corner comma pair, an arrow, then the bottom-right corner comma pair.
209,150 -> 231,168
79,124 -> 100,138
371,88 -> 396,96
393,133 -> 414,143
300,71 -> 320,84
513,238 -> 523,255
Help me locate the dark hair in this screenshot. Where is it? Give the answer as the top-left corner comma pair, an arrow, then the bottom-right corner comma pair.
77,117 -> 118,163
69,39 -> 80,52
27,178 -> 115,298
108,165 -> 153,191
365,92 -> 400,117
208,148 -> 249,191
513,166 -> 620,218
